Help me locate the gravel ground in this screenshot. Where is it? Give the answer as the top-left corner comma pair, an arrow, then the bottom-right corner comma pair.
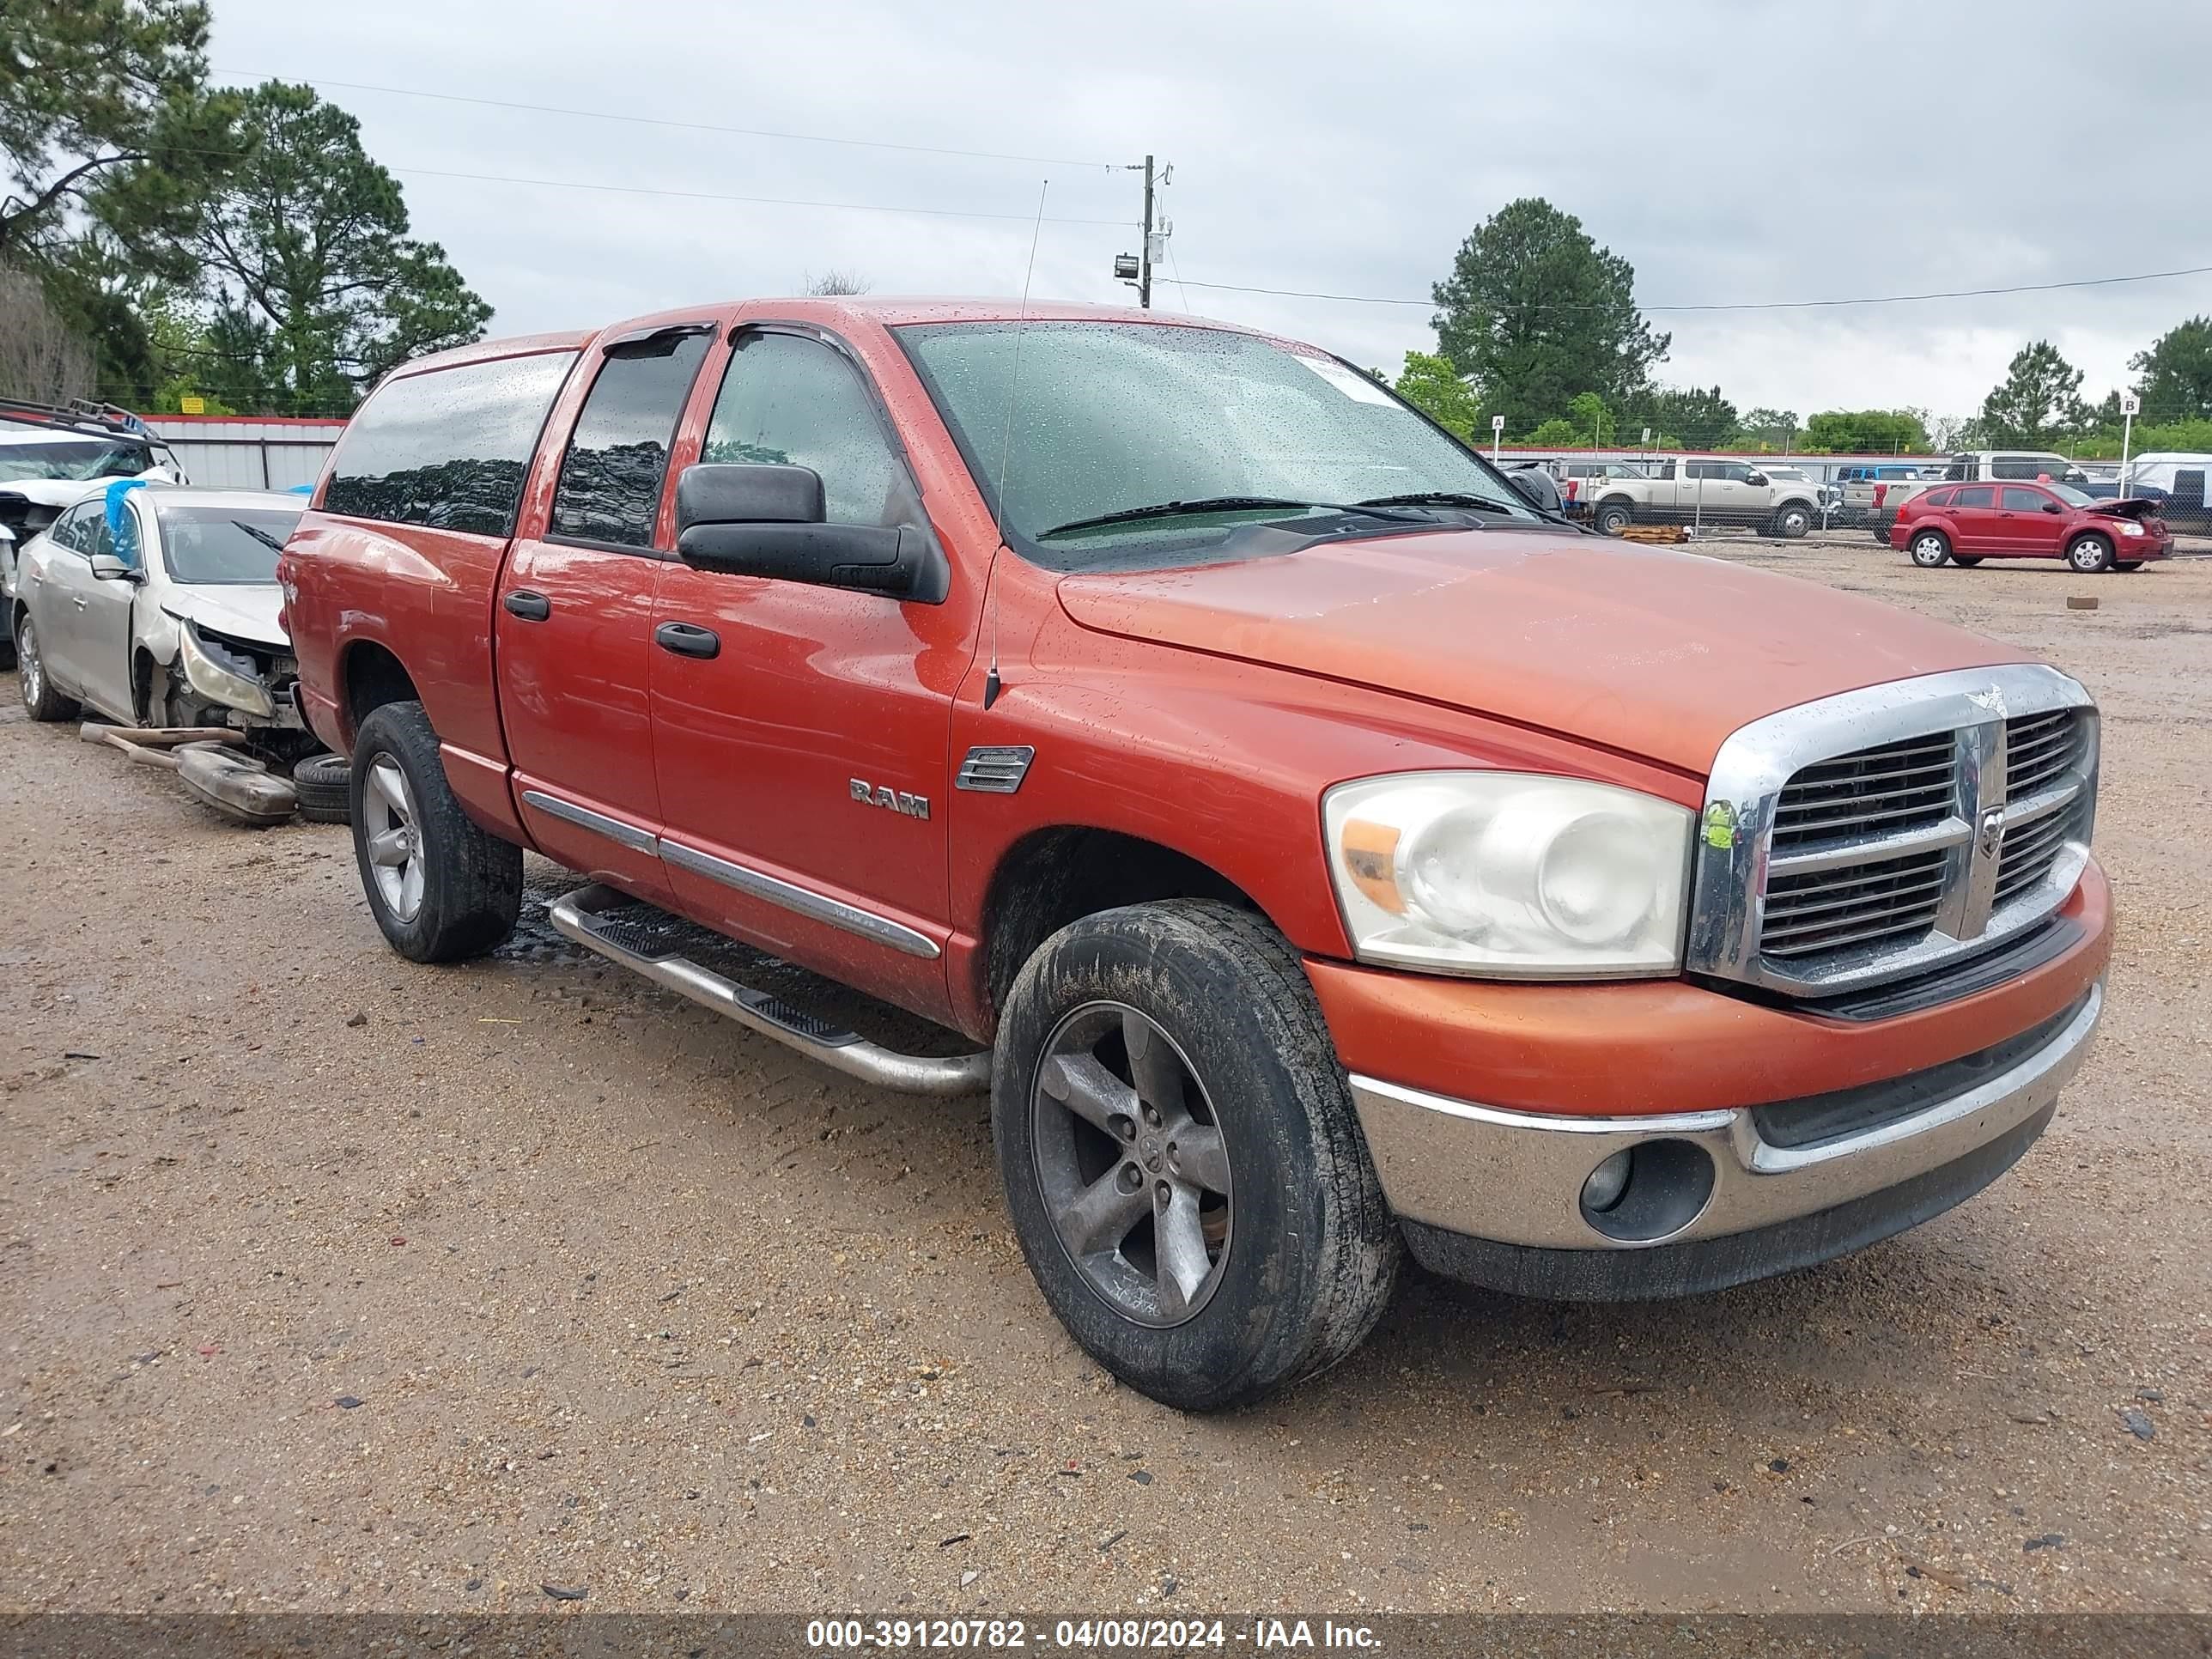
2,542 -> 2205,1617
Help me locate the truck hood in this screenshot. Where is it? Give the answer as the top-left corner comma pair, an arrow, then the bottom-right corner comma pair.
1055,529 -> 2022,776
165,583 -> 289,650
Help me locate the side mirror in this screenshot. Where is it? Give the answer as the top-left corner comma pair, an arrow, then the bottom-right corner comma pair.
673,463 -> 937,600
88,553 -> 139,582
2042,502 -> 2063,514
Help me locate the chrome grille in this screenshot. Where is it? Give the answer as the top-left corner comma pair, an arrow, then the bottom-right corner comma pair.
1761,846 -> 1948,959
1771,733 -> 1957,850
1686,667 -> 2099,997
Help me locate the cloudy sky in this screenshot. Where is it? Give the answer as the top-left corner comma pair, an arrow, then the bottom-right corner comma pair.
209,0 -> 2211,422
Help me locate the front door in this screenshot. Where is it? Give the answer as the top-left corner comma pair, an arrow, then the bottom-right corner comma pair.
1947,483 -> 2001,552
495,323 -> 715,900
42,498 -> 138,715
1996,485 -> 2066,557
648,325 -> 972,1024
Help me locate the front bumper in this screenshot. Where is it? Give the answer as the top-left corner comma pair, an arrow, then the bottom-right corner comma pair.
1350,982 -> 2100,1299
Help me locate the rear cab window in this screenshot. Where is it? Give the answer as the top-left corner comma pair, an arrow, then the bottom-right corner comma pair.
324,350 -> 579,537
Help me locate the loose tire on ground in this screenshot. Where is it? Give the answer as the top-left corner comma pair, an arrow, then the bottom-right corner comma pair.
293,750 -> 351,823
1908,530 -> 1952,568
349,701 -> 521,963
2066,533 -> 2114,574
992,898 -> 1402,1412
1594,502 -> 1632,537
16,614 -> 78,722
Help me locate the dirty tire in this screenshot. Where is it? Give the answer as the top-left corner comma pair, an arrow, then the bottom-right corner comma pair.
2065,534 -> 2115,574
1772,503 -> 1812,538
993,899 -> 1402,1412
1908,530 -> 1951,568
1594,502 -> 1632,537
292,750 -> 351,824
349,701 -> 520,963
15,613 -> 78,722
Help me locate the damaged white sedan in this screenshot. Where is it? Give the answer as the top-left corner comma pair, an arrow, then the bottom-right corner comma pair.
12,484 -> 312,757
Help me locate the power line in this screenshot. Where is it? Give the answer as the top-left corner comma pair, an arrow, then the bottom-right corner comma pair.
215,70 -> 1121,172
382,162 -> 1133,226
1173,263 -> 2212,313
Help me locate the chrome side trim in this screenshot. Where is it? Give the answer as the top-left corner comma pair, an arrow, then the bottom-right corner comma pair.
548,885 -> 988,1097
659,837 -> 941,960
1347,982 -> 2100,1251
520,788 -> 659,855
1687,665 -> 2097,996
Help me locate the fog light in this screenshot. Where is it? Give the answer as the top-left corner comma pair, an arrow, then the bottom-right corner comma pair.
1581,1149 -> 1632,1213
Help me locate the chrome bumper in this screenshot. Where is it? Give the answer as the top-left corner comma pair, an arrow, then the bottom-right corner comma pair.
1349,983 -> 2100,1255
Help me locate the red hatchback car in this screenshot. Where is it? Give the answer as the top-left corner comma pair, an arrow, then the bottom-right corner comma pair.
1891,480 -> 2172,573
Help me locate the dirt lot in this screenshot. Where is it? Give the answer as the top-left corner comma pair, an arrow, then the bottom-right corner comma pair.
2,543 -> 2205,1616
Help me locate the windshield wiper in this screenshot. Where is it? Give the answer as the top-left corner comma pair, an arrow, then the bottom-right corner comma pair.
1355,491 -> 1520,514
1037,495 -> 1421,539
230,520 -> 286,553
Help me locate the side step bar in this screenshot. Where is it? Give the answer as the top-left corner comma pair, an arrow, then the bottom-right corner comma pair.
546,884 -> 993,1097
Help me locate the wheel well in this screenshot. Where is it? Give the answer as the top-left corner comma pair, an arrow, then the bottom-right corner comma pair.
343,641 -> 419,734
982,828 -> 1263,1021
132,647 -> 158,723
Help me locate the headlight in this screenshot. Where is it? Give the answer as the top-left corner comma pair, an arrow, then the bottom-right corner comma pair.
1322,772 -> 1693,978
2117,521 -> 2144,537
178,621 -> 275,718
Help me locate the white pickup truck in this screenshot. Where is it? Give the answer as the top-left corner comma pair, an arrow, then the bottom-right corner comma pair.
1587,458 -> 1821,538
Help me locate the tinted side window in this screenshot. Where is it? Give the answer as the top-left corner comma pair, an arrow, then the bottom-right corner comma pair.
2001,486 -> 2048,512
550,332 -> 712,548
325,351 -> 577,537
701,333 -> 908,527
47,504 -> 92,554
1923,488 -> 1954,507
1954,485 -> 1995,509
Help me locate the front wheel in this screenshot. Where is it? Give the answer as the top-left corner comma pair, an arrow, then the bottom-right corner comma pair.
993,900 -> 1401,1411
2115,561 -> 2145,572
1951,556 -> 1984,567
1772,504 -> 1812,538
15,614 -> 78,722
2066,533 -> 2114,574
1908,531 -> 1952,568
349,700 -> 521,962
1594,503 -> 1632,536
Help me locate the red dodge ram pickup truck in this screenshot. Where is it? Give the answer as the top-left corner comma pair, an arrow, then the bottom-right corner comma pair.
280,299 -> 2110,1410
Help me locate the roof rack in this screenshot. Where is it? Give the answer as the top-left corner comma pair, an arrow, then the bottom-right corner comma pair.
0,397 -> 153,441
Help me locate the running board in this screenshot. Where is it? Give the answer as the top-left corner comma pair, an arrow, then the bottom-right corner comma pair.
546,884 -> 993,1097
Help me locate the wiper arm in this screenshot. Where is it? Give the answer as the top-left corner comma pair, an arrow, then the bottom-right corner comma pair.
1356,491 -> 1520,514
231,520 -> 286,552
1037,495 -> 1421,538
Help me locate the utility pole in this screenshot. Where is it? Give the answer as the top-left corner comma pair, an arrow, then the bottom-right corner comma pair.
1112,155 -> 1169,307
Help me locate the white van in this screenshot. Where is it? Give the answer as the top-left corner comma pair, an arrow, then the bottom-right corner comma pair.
2118,453 -> 2212,504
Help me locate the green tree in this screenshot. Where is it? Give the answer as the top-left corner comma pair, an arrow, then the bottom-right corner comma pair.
188,82 -> 489,412
1624,384 -> 1738,450
2130,316 -> 2212,422
1393,349 -> 1480,441
1431,198 -> 1668,436
1523,417 -> 1579,447
1566,391 -> 1608,445
1978,341 -> 2090,447
1737,407 -> 1799,451
1802,409 -> 1932,453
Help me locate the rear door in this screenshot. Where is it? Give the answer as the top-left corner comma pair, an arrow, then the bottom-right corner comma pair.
1996,484 -> 2065,556
1948,483 -> 2000,551
495,321 -> 716,900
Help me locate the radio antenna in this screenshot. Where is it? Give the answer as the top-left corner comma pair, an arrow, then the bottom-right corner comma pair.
983,177 -> 1048,712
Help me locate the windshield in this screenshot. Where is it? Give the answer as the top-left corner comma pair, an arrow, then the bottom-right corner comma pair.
2043,483 -> 2094,507
0,437 -> 154,483
154,504 -> 301,584
895,320 -> 1540,568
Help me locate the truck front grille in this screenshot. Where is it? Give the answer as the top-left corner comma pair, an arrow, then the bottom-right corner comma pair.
1685,670 -> 2099,999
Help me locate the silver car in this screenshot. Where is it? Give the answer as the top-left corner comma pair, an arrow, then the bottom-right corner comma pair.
13,485 -> 307,742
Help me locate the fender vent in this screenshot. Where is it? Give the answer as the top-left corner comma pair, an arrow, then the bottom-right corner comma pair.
956,744 -> 1035,794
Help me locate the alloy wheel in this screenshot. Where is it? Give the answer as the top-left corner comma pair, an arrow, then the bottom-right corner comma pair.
1030,1001 -> 1233,1328
1911,535 -> 1948,567
362,755 -> 425,922
18,621 -> 41,708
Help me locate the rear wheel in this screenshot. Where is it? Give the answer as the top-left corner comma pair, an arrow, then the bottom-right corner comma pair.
2066,533 -> 2113,574
349,701 -> 521,962
1951,556 -> 1984,567
1908,531 -> 1951,568
2115,560 -> 2145,572
994,899 -> 1401,1411
15,614 -> 77,722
